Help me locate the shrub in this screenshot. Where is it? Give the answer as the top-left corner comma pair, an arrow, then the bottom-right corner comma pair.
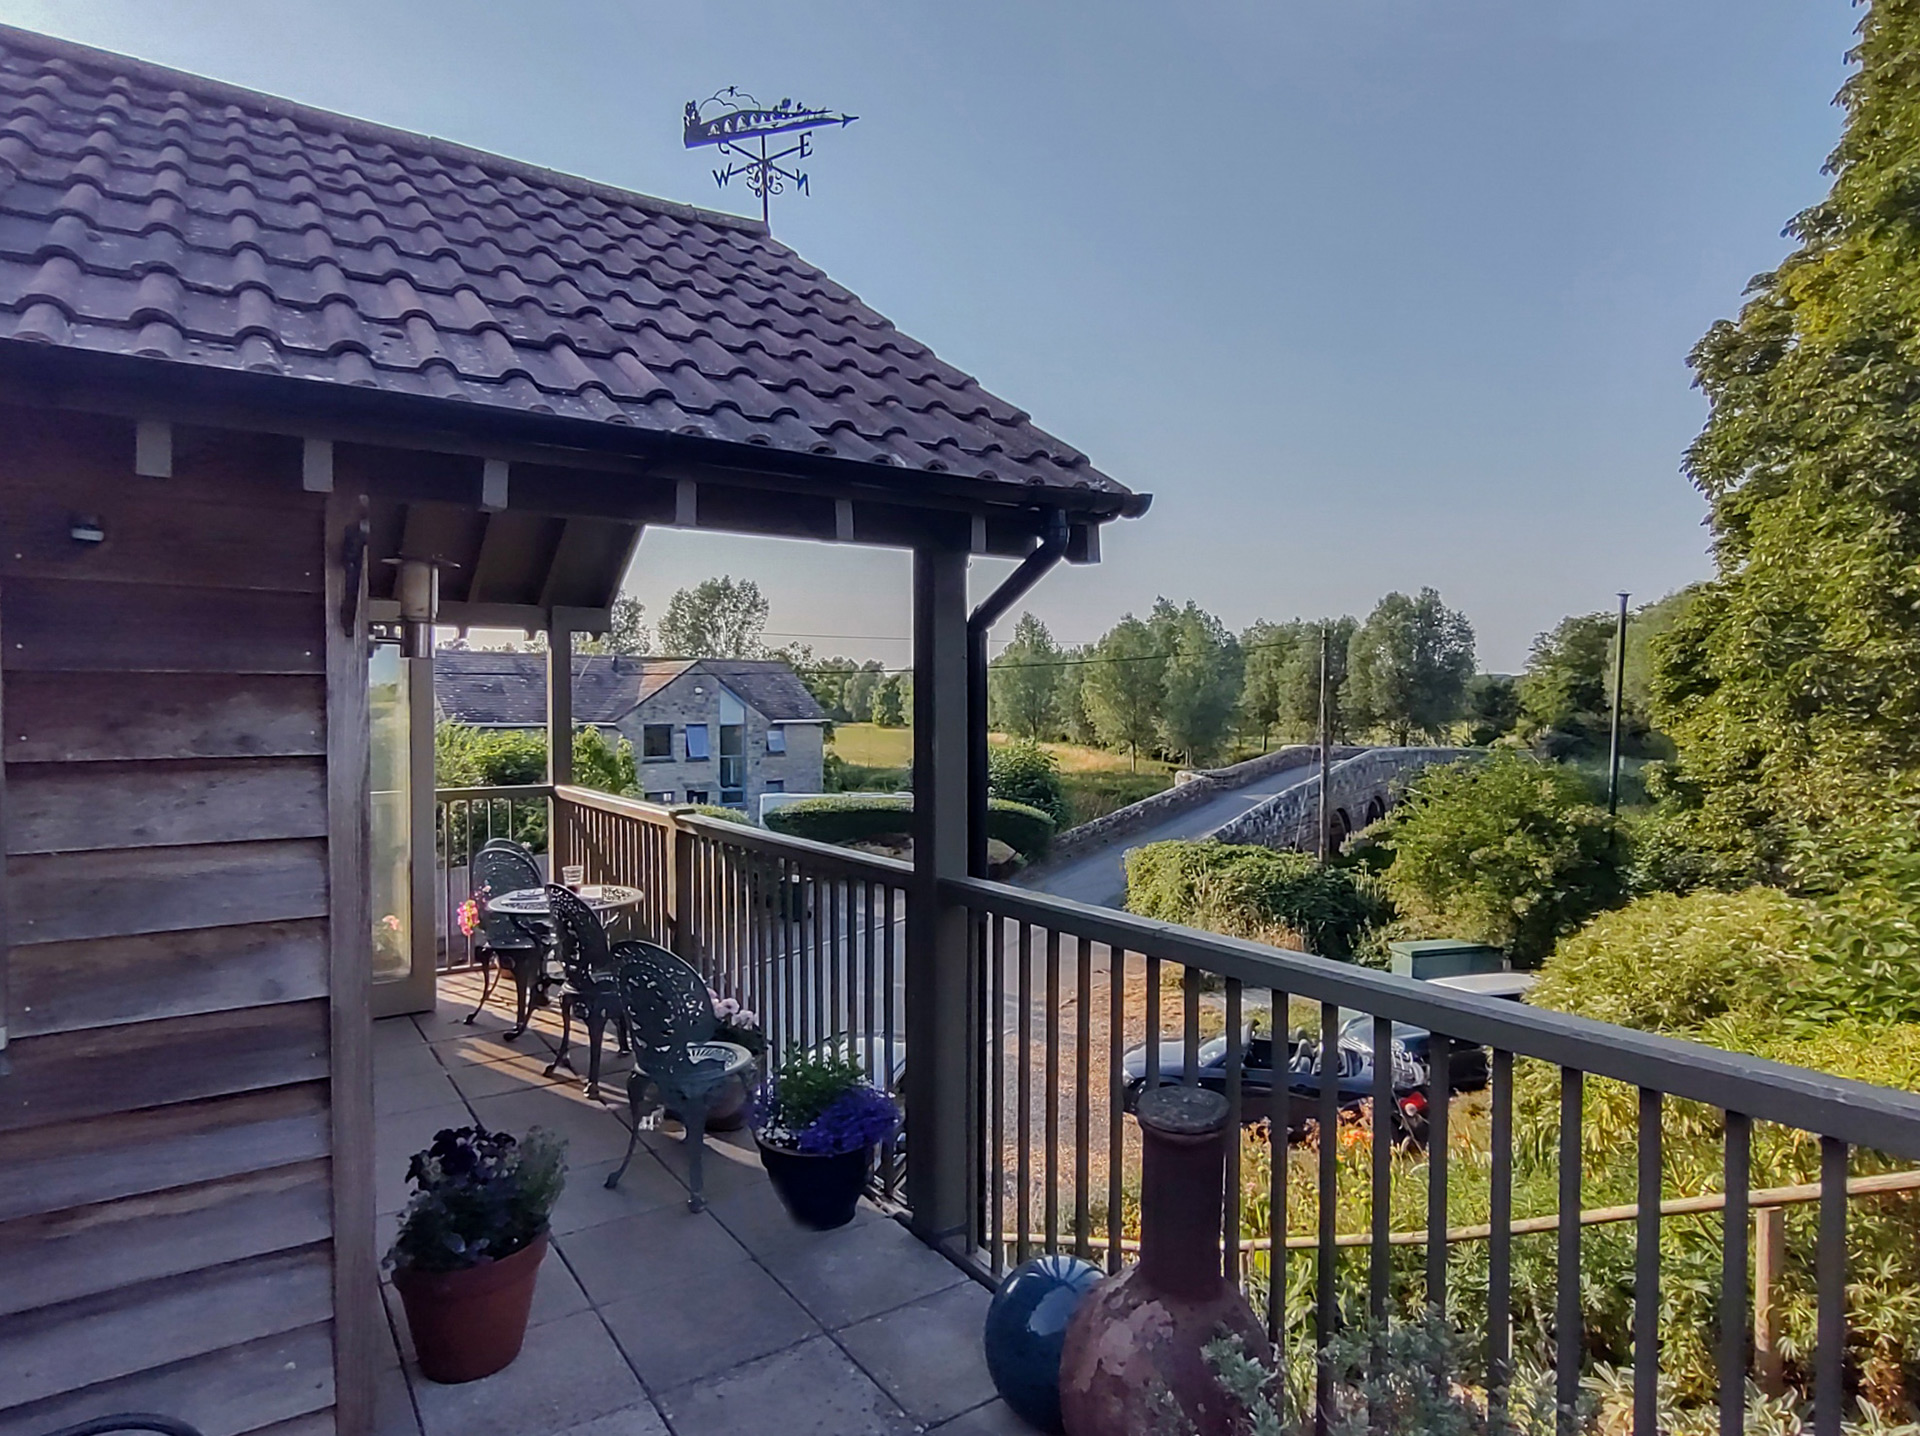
685,803 -> 752,824
1528,887 -> 1811,1035
1373,750 -> 1627,966
988,740 -> 1070,828
1124,840 -> 1391,960
764,792 -> 1055,861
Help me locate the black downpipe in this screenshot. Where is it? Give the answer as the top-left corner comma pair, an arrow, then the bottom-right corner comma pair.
968,512 -> 1072,878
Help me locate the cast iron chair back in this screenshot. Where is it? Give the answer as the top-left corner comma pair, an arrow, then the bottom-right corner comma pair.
603,940 -> 752,1211
471,846 -> 542,952
542,884 -> 625,1096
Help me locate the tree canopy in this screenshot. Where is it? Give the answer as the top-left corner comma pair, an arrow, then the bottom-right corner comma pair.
1085,614 -> 1165,769
575,595 -> 648,657
1148,598 -> 1241,765
655,576 -> 770,658
1345,589 -> 1475,744
988,612 -> 1063,741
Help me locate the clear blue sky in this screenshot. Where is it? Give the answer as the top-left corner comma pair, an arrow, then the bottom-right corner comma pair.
0,1 -> 1858,670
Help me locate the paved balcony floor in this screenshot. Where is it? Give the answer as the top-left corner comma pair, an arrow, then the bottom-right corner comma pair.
372,972 -> 1031,1436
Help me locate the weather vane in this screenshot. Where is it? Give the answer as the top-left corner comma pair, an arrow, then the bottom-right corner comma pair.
683,87 -> 857,228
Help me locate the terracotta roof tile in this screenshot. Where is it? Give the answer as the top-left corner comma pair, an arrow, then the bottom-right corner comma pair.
0,25 -> 1125,500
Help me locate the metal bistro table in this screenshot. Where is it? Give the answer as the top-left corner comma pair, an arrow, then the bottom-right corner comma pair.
485,883 -> 643,919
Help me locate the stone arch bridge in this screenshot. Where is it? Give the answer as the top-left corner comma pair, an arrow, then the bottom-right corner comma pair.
1205,745 -> 1475,853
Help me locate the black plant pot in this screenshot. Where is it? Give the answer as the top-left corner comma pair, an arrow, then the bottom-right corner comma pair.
755,1135 -> 871,1230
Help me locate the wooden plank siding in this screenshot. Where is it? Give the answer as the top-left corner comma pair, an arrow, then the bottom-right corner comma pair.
0,404 -> 352,1436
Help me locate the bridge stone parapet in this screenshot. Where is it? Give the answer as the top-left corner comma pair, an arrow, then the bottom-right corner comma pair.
1208,746 -> 1476,851
1041,743 -> 1366,869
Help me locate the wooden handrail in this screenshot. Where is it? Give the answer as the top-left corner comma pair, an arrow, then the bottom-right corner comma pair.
1004,1167 -> 1920,1256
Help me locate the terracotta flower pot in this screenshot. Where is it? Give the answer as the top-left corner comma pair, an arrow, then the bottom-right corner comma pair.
392,1230 -> 548,1384
755,1135 -> 871,1229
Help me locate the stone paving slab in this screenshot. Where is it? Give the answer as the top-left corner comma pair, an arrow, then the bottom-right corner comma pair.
838,1281 -> 999,1425
653,1335 -> 919,1436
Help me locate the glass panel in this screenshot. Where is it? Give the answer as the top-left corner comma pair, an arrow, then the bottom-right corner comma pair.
369,642 -> 412,984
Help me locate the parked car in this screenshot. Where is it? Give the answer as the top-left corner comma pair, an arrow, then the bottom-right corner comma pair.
1337,971 -> 1536,1094
1119,1030 -> 1427,1142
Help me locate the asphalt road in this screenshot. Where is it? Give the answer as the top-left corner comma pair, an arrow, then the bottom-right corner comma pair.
1016,761 -> 1322,907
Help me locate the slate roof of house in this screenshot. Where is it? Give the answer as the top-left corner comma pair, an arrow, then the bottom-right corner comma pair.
0,26 -> 1125,502
433,651 -> 825,727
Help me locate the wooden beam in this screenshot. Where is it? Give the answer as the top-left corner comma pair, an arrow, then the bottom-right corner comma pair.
835,498 -> 855,542
322,485 -> 374,1436
905,535 -> 973,1254
675,477 -> 698,527
480,458 -> 509,510
134,419 -> 172,478
548,624 -> 573,789
301,439 -> 334,494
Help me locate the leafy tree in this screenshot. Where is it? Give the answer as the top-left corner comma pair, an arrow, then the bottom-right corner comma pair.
655,575 -> 769,658
1516,611 -> 1616,753
842,660 -> 885,724
1238,620 -> 1303,750
1148,598 -> 1240,766
1053,647 -> 1099,745
988,612 -> 1062,740
1658,3 -> 1920,851
575,596 -> 648,656
1346,589 -> 1475,744
1085,614 -> 1166,770
1277,617 -> 1358,742
572,725 -> 639,797
1463,673 -> 1521,746
987,740 -> 1070,827
794,654 -> 857,720
872,672 -> 908,727
1373,750 -> 1626,965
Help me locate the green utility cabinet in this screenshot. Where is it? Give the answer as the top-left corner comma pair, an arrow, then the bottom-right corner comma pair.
1388,939 -> 1508,980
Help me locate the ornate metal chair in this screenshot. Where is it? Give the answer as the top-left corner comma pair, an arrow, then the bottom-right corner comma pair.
604,941 -> 755,1211
464,844 -> 552,1037
542,884 -> 629,1099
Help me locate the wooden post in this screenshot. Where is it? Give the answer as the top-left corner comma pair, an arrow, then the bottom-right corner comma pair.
1755,1205 -> 1787,1396
907,536 -> 973,1253
672,820 -> 697,967
324,486 -> 375,1436
547,623 -> 573,874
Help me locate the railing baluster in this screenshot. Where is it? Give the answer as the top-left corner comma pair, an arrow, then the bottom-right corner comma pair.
1633,1086 -> 1661,1436
1045,926 -> 1062,1254
1720,1112 -> 1751,1436
1490,1049 -> 1515,1422
1017,921 -> 1032,1263
1370,1015 -> 1392,1326
1074,933 -> 1092,1261
829,877 -> 843,1042
811,870 -> 825,1049
1145,955 -> 1162,1091
1108,947 -> 1127,1276
990,911 -> 1005,1277
1556,1068 -> 1584,1432
1269,985 -> 1288,1348
1815,1136 -> 1847,1436
881,883 -> 900,1202
1315,999 -> 1339,1436
1428,1037 -> 1452,1314
1224,978 -> 1243,1288
865,882 -> 880,1091
1182,964 -> 1201,1087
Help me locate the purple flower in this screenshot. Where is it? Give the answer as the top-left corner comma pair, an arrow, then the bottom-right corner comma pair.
794,1085 -> 901,1156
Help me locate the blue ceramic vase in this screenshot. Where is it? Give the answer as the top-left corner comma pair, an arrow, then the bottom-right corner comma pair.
983,1254 -> 1105,1433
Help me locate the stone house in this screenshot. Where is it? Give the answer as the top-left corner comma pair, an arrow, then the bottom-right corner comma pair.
435,650 -> 826,811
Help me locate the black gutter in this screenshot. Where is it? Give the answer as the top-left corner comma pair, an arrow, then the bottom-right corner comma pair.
967,510 -> 1072,878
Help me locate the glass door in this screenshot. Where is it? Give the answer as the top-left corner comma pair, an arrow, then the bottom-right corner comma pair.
370,639 -> 437,1016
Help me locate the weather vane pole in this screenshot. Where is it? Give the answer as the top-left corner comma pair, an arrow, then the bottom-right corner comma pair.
683,87 -> 857,228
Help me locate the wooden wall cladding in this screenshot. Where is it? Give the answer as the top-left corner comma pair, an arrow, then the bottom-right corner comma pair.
0,405 -> 342,1436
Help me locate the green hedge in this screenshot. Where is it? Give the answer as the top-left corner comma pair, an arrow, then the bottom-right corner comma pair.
1124,839 -> 1389,960
765,792 -> 1055,861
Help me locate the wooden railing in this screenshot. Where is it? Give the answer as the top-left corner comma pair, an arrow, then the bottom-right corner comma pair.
437,783 -> 1920,1434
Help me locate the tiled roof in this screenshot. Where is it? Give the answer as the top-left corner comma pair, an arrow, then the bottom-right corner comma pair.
0,26 -> 1125,500
434,651 -> 824,727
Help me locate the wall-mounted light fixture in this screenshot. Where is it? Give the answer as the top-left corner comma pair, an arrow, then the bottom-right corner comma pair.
69,515 -> 105,544
389,556 -> 446,658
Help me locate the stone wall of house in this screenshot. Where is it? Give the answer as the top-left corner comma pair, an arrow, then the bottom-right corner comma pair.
613,675 -> 823,809
1209,746 -> 1477,851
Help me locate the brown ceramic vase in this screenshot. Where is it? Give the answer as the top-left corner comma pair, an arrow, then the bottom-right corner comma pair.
392,1230 -> 547,1383
1059,1087 -> 1271,1435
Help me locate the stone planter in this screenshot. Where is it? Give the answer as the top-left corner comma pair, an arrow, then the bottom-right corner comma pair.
755,1135 -> 871,1229
392,1230 -> 548,1384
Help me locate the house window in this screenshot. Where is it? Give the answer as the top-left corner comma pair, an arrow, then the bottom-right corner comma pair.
642,723 -> 673,760
685,788 -> 709,805
765,779 -> 784,794
643,790 -> 674,804
684,724 -> 711,761
766,725 -> 787,754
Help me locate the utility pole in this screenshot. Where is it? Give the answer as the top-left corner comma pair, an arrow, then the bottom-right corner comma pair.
1607,592 -> 1629,819
1318,626 -> 1332,863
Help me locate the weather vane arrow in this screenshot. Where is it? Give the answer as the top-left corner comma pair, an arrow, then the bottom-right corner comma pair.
683,87 -> 857,228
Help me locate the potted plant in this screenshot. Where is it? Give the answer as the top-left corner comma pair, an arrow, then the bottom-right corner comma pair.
656,987 -> 767,1131
753,1047 -> 901,1230
386,1124 -> 567,1384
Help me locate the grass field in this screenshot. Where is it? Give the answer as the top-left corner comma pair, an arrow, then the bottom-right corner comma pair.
827,724 -> 1174,825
